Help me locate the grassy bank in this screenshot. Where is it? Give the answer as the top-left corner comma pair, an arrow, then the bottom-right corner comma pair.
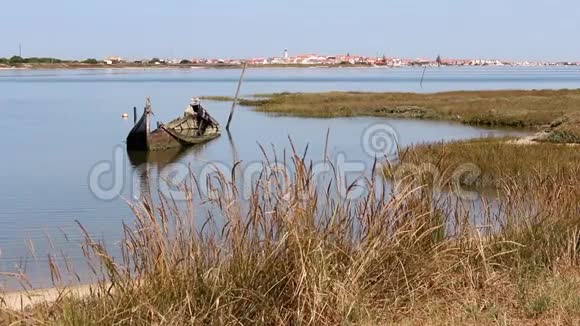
237,90 -> 580,143
199,95 -> 237,102
2,144 -> 579,325
385,137 -> 580,188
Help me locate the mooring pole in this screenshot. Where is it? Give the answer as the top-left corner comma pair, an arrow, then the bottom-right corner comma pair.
225,62 -> 247,131
133,106 -> 137,124
419,66 -> 427,88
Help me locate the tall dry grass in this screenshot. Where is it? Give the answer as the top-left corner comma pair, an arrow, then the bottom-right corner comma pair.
1,145 -> 579,325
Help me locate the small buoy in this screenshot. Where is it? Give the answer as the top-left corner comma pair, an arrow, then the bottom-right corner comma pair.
122,113 -> 129,119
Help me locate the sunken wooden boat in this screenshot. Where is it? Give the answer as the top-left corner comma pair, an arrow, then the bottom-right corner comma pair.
126,99 -> 221,151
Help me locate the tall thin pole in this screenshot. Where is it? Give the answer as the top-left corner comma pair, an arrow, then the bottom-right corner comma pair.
225,62 -> 247,131
419,66 -> 427,88
19,43 -> 22,57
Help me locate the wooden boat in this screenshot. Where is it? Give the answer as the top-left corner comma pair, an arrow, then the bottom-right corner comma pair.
126,98 -> 221,151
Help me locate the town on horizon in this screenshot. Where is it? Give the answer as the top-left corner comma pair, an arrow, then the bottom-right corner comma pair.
2,48 -> 580,68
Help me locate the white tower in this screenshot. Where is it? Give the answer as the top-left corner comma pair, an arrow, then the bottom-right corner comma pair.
284,49 -> 289,60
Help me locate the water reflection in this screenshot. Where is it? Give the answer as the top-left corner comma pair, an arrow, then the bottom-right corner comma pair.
128,147 -> 195,170
127,141 -> 219,196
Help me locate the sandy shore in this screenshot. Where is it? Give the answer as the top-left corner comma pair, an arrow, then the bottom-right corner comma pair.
2,283 -> 105,311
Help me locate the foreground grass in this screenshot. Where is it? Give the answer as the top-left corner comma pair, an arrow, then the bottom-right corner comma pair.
238,90 -> 580,142
1,142 -> 579,325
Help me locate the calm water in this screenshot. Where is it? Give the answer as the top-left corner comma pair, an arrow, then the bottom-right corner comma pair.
0,67 -> 578,290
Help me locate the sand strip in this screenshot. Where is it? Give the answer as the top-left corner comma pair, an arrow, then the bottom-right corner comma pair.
1,283 -> 106,311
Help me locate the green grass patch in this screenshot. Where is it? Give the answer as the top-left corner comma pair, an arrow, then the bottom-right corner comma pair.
386,137 -> 580,188
238,90 -> 580,142
199,96 -> 236,102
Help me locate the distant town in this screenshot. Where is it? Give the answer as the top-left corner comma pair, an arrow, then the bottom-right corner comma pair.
1,49 -> 579,68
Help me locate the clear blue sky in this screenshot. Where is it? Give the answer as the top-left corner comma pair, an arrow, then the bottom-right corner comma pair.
1,0 -> 578,61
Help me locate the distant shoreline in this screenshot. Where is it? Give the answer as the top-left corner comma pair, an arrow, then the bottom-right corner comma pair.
2,63 -> 578,71
0,63 -> 392,70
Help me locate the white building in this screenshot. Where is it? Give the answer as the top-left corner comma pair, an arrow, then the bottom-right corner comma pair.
104,56 -> 123,65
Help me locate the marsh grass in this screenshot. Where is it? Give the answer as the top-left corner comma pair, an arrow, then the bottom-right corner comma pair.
385,137 -> 580,188
199,96 -> 236,102
1,144 -> 579,325
239,90 -> 580,142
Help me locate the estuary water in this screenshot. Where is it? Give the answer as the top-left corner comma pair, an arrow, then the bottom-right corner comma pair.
0,66 -> 578,290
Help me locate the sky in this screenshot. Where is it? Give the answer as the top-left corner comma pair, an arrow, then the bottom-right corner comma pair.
1,0 -> 579,61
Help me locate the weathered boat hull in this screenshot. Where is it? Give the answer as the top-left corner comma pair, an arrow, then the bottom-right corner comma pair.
147,126 -> 220,151
126,104 -> 221,151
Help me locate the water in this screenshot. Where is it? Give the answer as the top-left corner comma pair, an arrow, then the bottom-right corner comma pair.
0,67 -> 577,290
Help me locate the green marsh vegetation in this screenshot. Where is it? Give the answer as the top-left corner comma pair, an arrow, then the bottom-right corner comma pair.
199,95 -> 237,102
238,90 -> 580,143
385,137 -> 580,188
0,56 -> 65,66
81,59 -> 99,65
